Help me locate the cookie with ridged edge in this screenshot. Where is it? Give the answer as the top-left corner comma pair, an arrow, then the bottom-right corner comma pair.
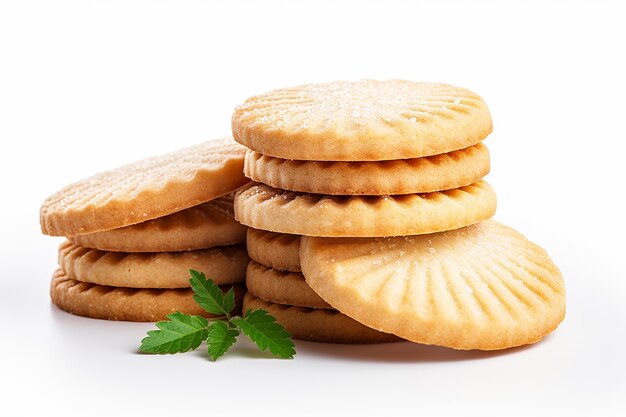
247,228 -> 301,272
232,80 -> 492,161
244,143 -> 490,195
70,195 -> 246,252
58,241 -> 248,289
235,181 -> 496,237
41,138 -> 248,236
50,269 -> 245,322
243,294 -> 400,344
300,220 -> 566,350
246,261 -> 330,309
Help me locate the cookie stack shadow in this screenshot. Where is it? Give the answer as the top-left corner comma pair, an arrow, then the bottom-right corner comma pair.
41,139 -> 251,321
233,80 -> 565,349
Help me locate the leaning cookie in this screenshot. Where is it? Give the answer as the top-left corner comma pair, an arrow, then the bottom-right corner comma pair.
41,138 -> 247,236
300,220 -> 566,350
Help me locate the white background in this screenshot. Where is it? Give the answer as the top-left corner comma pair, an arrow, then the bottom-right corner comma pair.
1,1 -> 625,416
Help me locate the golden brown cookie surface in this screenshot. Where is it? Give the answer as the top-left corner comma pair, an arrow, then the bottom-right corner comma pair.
243,294 -> 400,344
41,138 -> 248,236
300,220 -> 566,350
58,241 -> 248,288
50,269 -> 245,322
247,228 -> 301,272
70,195 -> 246,252
232,80 -> 492,161
235,181 -> 496,237
246,261 -> 330,309
244,143 -> 490,195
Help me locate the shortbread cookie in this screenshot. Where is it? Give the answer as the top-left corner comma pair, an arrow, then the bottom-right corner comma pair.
50,269 -> 244,321
246,261 -> 330,309
244,143 -> 490,195
232,80 -> 492,161
243,294 -> 400,344
235,181 -> 496,237
70,195 -> 246,252
300,220 -> 566,350
41,138 -> 248,236
58,241 -> 248,288
247,228 -> 301,272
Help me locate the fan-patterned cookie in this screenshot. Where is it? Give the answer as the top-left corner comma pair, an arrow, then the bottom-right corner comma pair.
232,80 -> 492,161
235,181 -> 496,237
300,220 -> 565,350
41,138 -> 248,236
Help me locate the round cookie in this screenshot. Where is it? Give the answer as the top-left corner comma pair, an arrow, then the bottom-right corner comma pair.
300,220 -> 566,351
235,181 -> 497,237
58,241 -> 248,289
50,269 -> 245,322
232,80 -> 492,161
41,138 -> 248,236
243,294 -> 400,344
246,261 -> 330,309
244,143 -> 490,195
247,228 -> 301,272
70,195 -> 246,252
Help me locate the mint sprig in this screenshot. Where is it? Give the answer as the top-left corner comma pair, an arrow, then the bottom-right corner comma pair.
139,270 -> 295,360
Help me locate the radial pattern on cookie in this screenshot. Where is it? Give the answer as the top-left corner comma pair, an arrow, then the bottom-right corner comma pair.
233,80 -> 492,161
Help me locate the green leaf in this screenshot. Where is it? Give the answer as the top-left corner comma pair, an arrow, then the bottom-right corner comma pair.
232,309 -> 295,359
188,269 -> 231,316
139,312 -> 209,354
222,287 -> 236,316
206,321 -> 240,361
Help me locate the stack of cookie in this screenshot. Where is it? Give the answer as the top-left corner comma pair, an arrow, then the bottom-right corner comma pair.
41,138 -> 251,321
233,80 -> 565,349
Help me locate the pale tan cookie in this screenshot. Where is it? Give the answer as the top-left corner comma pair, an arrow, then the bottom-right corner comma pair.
243,294 -> 400,344
58,241 -> 248,288
246,261 -> 331,309
300,220 -> 566,350
41,138 -> 248,236
244,143 -> 490,195
247,228 -> 301,272
69,195 -> 246,252
50,269 -> 244,322
232,80 -> 492,161
235,181 -> 496,237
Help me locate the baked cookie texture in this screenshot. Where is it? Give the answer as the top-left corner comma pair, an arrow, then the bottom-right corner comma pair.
244,143 -> 490,195
70,195 -> 246,252
51,269 -> 245,322
235,181 -> 496,237
233,80 -> 492,161
246,261 -> 331,309
300,220 -> 565,350
40,138 -> 247,236
58,241 -> 248,289
243,294 -> 401,344
246,228 -> 301,272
